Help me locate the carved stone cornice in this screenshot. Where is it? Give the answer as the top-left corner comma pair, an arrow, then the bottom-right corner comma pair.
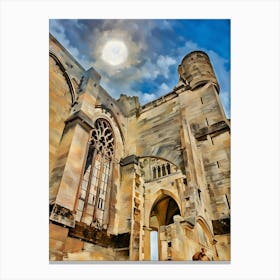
65,110 -> 94,131
120,154 -> 139,166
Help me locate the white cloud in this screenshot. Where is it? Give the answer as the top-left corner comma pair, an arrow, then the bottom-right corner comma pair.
49,20 -> 80,60
92,28 -> 144,75
49,21 -> 230,117
157,82 -> 170,95
156,55 -> 176,78
70,20 -> 179,98
158,20 -> 173,31
50,20 -> 95,71
142,93 -> 157,103
138,58 -> 160,80
184,40 -> 199,52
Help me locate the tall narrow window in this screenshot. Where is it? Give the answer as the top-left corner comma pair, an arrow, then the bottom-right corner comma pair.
162,165 -> 166,176
75,119 -> 114,229
157,166 -> 161,178
198,189 -> 201,201
166,163 -> 171,175
152,167 -> 157,179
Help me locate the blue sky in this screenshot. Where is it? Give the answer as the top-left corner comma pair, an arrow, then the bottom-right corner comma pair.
150,231 -> 158,260
50,19 -> 230,117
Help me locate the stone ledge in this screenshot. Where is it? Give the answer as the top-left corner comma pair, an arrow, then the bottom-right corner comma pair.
65,110 -> 94,131
192,121 -> 230,140
120,155 -> 139,166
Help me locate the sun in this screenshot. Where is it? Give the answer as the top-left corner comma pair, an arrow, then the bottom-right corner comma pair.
101,40 -> 128,66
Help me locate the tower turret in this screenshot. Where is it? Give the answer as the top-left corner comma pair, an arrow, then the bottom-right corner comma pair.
178,51 -> 220,92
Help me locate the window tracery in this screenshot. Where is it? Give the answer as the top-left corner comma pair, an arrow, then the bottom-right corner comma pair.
75,118 -> 114,229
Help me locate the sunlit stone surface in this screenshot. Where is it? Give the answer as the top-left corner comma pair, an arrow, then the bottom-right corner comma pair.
49,34 -> 230,262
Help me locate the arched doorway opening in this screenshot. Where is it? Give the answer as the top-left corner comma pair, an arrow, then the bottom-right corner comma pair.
149,195 -> 181,260
150,195 -> 181,228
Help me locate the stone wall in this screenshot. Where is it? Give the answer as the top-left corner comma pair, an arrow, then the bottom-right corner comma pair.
49,33 -> 230,261
49,222 -> 130,261
136,95 -> 182,168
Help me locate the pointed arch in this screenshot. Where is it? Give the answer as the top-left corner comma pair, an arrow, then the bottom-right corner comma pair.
139,155 -> 180,170
49,51 -> 76,104
149,189 -> 182,221
196,216 -> 215,243
94,105 -> 125,146
75,118 -> 115,229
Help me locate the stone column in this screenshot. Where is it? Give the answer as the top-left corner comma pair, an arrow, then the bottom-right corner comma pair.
102,160 -> 114,228
119,155 -> 142,261
143,226 -> 152,260
159,225 -> 168,261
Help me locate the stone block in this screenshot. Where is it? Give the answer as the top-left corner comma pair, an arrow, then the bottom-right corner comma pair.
64,237 -> 84,253
120,154 -> 139,166
49,238 -> 65,251
49,223 -> 69,242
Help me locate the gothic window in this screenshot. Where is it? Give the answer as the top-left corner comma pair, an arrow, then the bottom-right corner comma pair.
153,167 -> 157,179
75,118 -> 114,228
162,165 -> 166,176
166,163 -> 171,175
152,162 -> 173,179
157,166 -> 161,178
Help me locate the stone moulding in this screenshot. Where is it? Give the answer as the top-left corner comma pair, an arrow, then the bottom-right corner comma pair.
120,155 -> 139,166
68,222 -> 130,249
192,121 -> 230,140
49,51 -> 76,104
95,104 -> 125,144
65,110 -> 95,131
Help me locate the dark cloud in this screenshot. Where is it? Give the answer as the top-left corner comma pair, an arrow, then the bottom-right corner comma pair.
49,19 -> 230,117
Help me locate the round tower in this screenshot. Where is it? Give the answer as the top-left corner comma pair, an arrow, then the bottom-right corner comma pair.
178,51 -> 220,92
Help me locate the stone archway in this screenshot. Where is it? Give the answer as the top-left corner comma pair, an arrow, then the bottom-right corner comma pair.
150,195 -> 181,228
147,195 -> 181,260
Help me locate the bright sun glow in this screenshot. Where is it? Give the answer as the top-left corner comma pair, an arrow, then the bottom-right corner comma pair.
101,40 -> 128,66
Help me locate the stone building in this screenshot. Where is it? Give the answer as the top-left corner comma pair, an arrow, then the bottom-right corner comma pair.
49,33 -> 230,261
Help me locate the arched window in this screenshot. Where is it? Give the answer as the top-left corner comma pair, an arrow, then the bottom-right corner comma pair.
166,163 -> 171,175
152,167 -> 157,179
76,119 -> 114,229
157,166 -> 161,178
162,164 -> 166,176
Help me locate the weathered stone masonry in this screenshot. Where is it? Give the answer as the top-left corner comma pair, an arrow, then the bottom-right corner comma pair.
49,33 -> 230,261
